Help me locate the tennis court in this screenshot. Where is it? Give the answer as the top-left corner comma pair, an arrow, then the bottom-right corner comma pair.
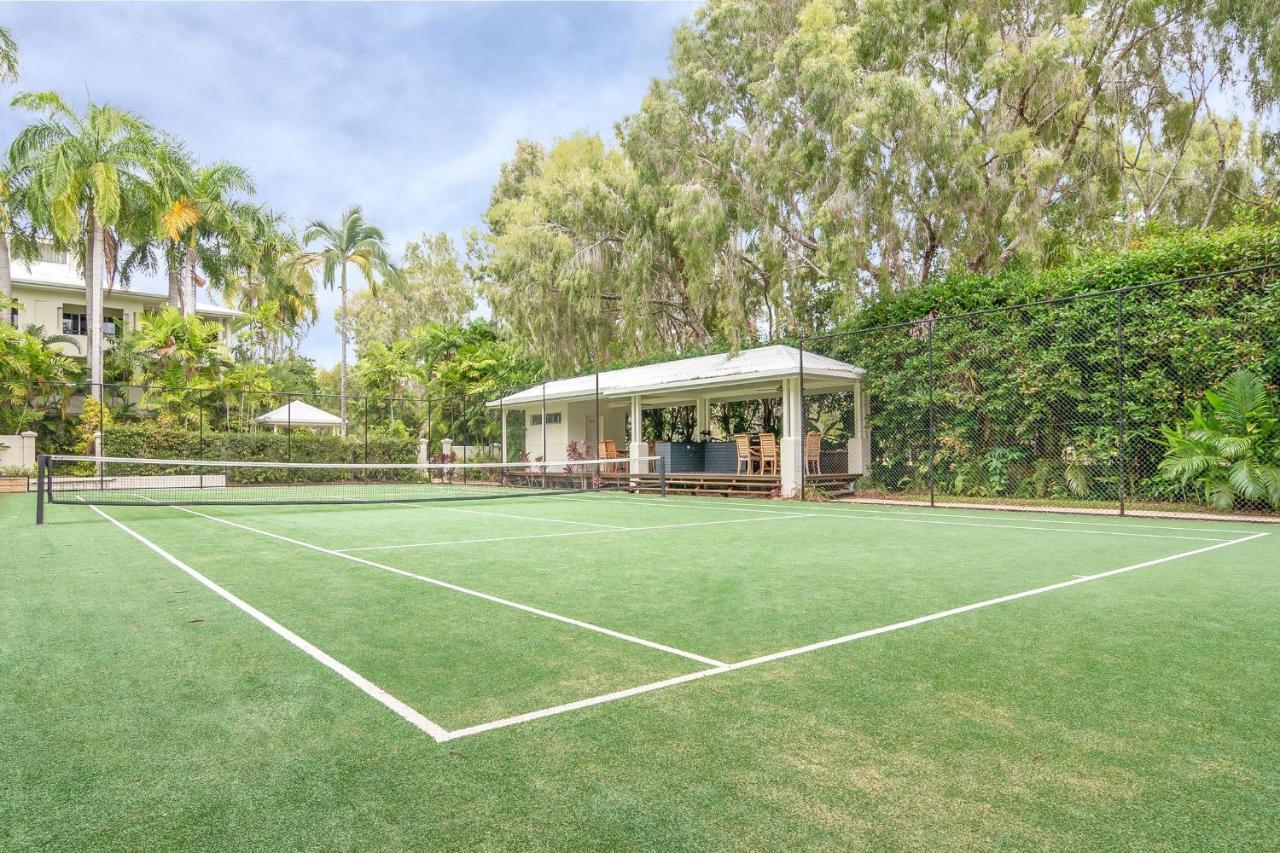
29,454 -> 1271,743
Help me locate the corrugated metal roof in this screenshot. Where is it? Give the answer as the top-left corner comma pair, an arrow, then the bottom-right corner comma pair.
490,345 -> 863,407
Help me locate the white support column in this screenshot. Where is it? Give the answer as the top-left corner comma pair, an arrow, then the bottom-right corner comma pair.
848,381 -> 867,475
780,378 -> 803,497
628,395 -> 646,472
500,409 -> 509,463
695,396 -> 710,438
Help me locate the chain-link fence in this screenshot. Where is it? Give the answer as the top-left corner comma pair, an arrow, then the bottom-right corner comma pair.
801,264 -> 1280,517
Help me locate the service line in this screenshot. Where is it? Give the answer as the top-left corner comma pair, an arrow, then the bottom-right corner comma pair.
442,531 -> 1269,741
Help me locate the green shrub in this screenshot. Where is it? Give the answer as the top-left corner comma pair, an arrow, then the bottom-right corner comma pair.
821,224 -> 1280,505
101,423 -> 419,484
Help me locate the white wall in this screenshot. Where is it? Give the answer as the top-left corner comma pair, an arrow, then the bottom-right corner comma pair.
0,432 -> 37,471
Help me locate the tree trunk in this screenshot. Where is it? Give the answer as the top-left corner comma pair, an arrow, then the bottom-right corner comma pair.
87,207 -> 106,400
0,229 -> 12,305
338,263 -> 348,437
167,247 -> 182,309
183,242 -> 198,317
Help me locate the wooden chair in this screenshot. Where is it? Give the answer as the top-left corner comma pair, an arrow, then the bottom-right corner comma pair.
601,439 -> 621,472
804,431 -> 823,474
734,434 -> 758,474
758,432 -> 780,475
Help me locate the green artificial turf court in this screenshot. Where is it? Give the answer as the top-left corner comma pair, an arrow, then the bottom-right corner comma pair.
4,487 -> 1279,849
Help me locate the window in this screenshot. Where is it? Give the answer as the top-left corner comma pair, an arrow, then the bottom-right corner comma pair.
530,412 -> 562,426
62,310 -> 87,335
6,307 -> 16,327
103,315 -> 124,337
36,241 -> 67,265
530,414 -> 541,426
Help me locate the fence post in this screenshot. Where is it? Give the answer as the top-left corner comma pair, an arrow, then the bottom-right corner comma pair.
363,396 -> 369,465
799,344 -> 806,500
198,403 -> 205,488
426,398 -> 433,459
541,383 -> 548,489
927,318 -> 936,508
286,393 -> 293,462
35,454 -> 45,525
658,454 -> 666,497
98,384 -> 105,491
1116,292 -> 1127,516
594,372 -> 601,459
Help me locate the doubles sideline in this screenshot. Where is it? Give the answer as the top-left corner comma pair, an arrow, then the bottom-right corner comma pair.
552,494 -> 1241,542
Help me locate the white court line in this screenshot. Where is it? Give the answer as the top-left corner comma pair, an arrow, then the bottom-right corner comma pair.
443,530 -> 1269,741
87,504 -> 450,742
336,513 -> 818,553
562,493 -> 1255,535
433,504 -> 627,530
552,495 -> 1234,542
160,504 -> 728,668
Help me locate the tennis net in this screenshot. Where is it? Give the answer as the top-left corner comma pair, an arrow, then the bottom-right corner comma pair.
36,454 -> 664,515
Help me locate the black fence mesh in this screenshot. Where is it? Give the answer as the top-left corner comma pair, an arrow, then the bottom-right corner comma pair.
802,265 -> 1280,516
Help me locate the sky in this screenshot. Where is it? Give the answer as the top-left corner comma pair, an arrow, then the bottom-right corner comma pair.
0,1 -> 697,367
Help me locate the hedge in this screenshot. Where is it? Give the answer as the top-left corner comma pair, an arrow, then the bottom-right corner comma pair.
813,224 -> 1280,508
100,425 -> 420,484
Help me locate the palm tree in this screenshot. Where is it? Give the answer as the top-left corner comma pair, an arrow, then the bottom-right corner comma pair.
224,206 -> 317,358
159,160 -> 254,316
8,91 -> 154,398
0,28 -> 18,305
300,205 -> 399,433
0,25 -> 18,83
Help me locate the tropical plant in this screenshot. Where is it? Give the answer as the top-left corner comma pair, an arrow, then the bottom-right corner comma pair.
8,91 -> 155,395
0,320 -> 81,433
1159,370 -> 1280,511
124,305 -> 228,386
300,205 -> 399,433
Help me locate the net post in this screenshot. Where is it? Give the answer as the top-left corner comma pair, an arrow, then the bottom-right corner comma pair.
1116,292 -> 1127,516
658,455 -> 666,497
35,454 -> 46,525
927,316 -> 936,508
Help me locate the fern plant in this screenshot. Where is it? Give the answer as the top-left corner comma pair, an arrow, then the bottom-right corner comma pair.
1159,370 -> 1280,510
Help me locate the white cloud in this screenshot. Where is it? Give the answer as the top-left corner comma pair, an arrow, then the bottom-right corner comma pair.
2,2 -> 696,367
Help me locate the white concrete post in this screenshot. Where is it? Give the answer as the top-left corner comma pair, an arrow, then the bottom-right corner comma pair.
417,438 -> 430,465
628,395 -> 647,472
441,438 -> 453,459
695,397 -> 710,438
847,381 -> 866,475
780,378 -> 803,497
500,411 -> 509,463
20,431 -> 37,470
